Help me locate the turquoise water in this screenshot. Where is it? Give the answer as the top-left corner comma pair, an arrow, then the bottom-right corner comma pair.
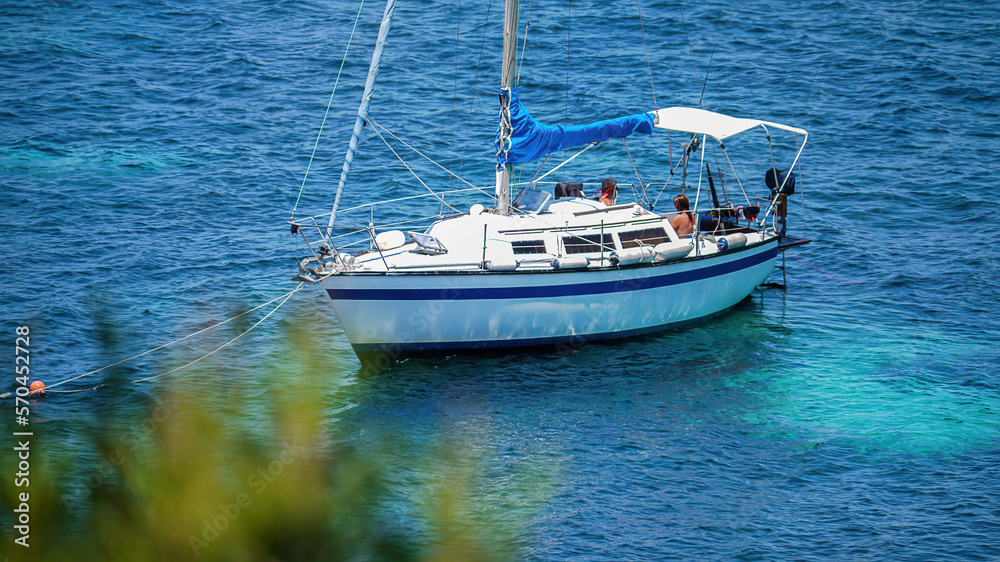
3,0 -> 1000,559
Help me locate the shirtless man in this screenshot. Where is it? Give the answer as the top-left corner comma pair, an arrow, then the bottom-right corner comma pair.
670,194 -> 695,236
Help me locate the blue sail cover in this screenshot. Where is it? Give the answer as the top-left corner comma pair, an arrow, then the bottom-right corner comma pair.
496,87 -> 655,166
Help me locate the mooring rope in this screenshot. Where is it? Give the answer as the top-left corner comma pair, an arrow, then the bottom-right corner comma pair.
129,284 -> 303,384
3,283 -> 306,398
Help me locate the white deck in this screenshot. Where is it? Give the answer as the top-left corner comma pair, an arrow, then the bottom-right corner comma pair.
335,198 -> 753,274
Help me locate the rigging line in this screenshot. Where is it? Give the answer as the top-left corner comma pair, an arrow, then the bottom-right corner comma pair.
713,146 -> 727,203
448,0 -> 462,191
650,172 -> 679,210
534,142 -> 598,183
678,1 -> 699,85
761,125 -> 784,232
720,147 -> 750,205
457,0 -> 495,182
698,48 -> 715,109
565,0 -> 571,122
130,283 -> 304,385
534,0 -> 548,118
668,130 -> 673,169
529,152 -> 550,184
650,141 -> 695,209
621,138 -> 651,210
795,134 -> 807,240
533,1 -> 546,117
516,0 -> 534,85
369,122 -> 465,214
691,134 -> 706,212
37,284 -> 308,393
368,119 -> 494,198
335,186 -> 487,215
290,0 -> 367,220
299,185 -> 489,226
635,0 -> 658,110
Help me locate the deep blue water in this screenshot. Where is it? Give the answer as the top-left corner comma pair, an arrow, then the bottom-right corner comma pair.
3,0 -> 1000,559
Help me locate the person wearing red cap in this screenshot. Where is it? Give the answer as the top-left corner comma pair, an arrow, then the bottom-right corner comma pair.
597,178 -> 617,206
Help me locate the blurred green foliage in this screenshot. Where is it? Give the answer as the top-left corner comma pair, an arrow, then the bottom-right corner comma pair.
1,321 -> 546,561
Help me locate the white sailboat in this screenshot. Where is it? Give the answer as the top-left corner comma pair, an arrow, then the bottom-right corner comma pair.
290,0 -> 809,361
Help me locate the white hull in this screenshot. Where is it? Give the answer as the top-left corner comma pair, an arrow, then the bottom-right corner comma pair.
320,239 -> 777,356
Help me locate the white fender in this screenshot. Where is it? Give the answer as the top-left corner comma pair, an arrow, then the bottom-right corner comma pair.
552,256 -> 589,269
654,241 -> 693,261
717,233 -> 748,251
484,261 -> 519,271
375,230 -> 406,251
611,246 -> 656,266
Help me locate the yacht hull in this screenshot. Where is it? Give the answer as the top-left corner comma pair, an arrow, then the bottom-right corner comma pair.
321,239 -> 778,358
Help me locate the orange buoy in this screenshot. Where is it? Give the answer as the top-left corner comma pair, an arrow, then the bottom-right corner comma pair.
29,381 -> 45,394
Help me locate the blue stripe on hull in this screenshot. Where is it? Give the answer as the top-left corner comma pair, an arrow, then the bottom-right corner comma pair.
327,244 -> 777,301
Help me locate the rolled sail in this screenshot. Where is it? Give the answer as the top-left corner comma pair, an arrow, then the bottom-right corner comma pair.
496,87 -> 655,166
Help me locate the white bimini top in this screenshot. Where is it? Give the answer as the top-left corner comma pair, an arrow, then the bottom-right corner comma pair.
651,107 -> 808,142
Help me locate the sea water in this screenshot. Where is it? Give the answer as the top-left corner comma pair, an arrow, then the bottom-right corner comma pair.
2,0 -> 999,559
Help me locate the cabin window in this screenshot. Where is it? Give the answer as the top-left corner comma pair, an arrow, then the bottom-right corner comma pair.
563,233 -> 614,254
619,227 -> 669,248
512,240 -> 547,255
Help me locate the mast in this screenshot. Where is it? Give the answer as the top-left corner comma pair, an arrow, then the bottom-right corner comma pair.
495,0 -> 520,216
327,0 -> 397,233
